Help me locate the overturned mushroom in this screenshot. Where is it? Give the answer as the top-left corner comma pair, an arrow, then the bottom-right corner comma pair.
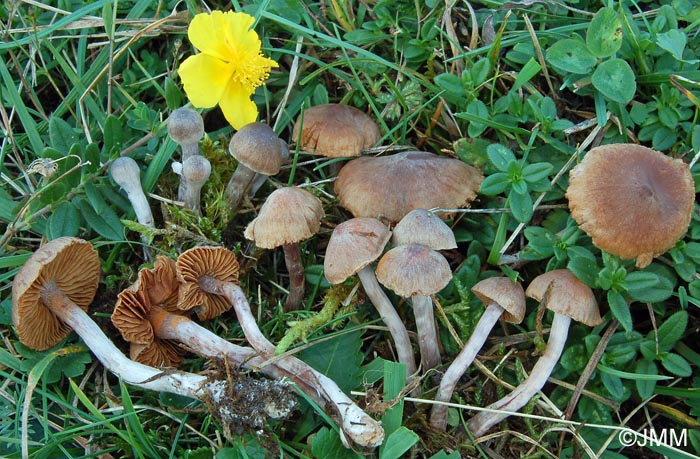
430,277 -> 525,431
176,245 -> 384,449
244,186 -> 324,311
324,217 -> 417,377
467,269 -> 602,437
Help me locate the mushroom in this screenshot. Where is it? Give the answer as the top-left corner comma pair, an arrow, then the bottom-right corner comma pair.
324,218 -> 417,377
467,269 -> 602,437
224,122 -> 287,212
430,277 -> 526,431
376,244 -> 452,371
244,186 -> 325,311
176,245 -> 385,449
11,237 -> 293,428
392,208 -> 457,250
180,154 -> 211,216
566,143 -> 695,268
109,156 -> 154,229
292,103 -> 381,173
167,107 -> 205,161
334,151 -> 484,225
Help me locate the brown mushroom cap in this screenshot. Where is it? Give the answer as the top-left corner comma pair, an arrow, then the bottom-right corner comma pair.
12,237 -> 101,350
244,187 -> 325,249
376,244 -> 452,297
392,209 -> 457,250
229,122 -> 286,175
324,218 -> 391,284
292,104 -> 381,158
471,277 -> 526,323
334,151 -> 484,224
130,340 -> 184,368
566,144 -> 695,268
177,246 -> 239,321
525,269 -> 602,327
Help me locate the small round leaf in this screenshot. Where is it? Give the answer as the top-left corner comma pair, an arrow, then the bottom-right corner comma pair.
547,39 -> 597,74
587,7 -> 623,58
591,59 -> 636,104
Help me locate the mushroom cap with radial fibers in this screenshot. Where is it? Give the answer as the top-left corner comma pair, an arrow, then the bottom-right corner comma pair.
566,144 -> 695,268
229,122 -> 286,175
12,237 -> 101,350
525,269 -> 602,327
292,104 -> 381,158
177,246 -> 240,321
167,107 -> 204,145
471,277 -> 526,324
130,340 -> 185,368
376,244 -> 452,298
392,208 -> 457,250
334,151 -> 484,224
324,218 -> 391,284
244,187 -> 325,249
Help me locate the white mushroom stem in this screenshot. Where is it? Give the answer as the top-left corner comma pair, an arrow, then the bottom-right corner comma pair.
430,301 -> 504,430
180,155 -> 211,215
110,157 -> 154,229
283,243 -> 306,311
224,164 -> 257,211
412,295 -> 441,371
357,266 -> 416,376
249,139 -> 289,197
197,275 -> 385,449
467,313 -> 571,437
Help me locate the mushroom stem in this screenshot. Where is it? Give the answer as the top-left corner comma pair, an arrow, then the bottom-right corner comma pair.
467,313 -> 572,437
283,243 -> 306,312
224,164 -> 256,212
196,276 -> 385,449
430,301 -> 504,430
412,295 -> 441,371
180,155 -> 211,216
356,266 -> 417,376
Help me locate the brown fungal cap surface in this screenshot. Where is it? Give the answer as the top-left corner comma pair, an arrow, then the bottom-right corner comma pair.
292,104 -> 381,157
177,246 -> 239,321
376,244 -> 452,297
567,144 -> 695,268
471,277 -> 526,323
392,209 -> 457,250
12,237 -> 101,350
229,122 -> 286,175
334,151 -> 484,224
324,218 -> 391,284
244,187 -> 325,249
525,269 -> 602,327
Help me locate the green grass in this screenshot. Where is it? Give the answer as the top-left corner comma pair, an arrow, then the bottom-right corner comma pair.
1,0 -> 700,458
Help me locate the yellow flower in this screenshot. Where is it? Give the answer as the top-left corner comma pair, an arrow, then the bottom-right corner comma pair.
178,11 -> 278,130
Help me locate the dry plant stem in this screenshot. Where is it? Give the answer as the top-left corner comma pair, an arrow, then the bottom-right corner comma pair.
467,313 -> 572,437
197,276 -> 385,448
224,164 -> 256,211
430,302 -> 504,430
412,295 -> 441,371
283,243 -> 306,312
357,266 -> 416,376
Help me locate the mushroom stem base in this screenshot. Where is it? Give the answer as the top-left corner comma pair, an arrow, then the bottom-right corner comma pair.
412,295 -> 441,371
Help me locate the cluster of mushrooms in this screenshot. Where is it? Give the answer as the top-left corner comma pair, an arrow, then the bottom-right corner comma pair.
12,102 -> 697,451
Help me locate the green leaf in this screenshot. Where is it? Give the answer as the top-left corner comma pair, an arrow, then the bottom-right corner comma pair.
298,329 -> 363,393
522,162 -> 553,183
546,39 -> 597,74
560,344 -> 587,372
597,363 -> 671,380
661,353 -> 692,377
102,114 -> 123,155
49,116 -> 79,153
486,144 -> 516,171
656,310 -> 688,351
47,202 -> 80,239
84,182 -> 109,214
381,360 -> 406,438
509,189 -> 533,223
310,427 -> 363,459
635,360 -> 658,399
607,290 -> 633,332
434,73 -> 466,101
601,372 -> 625,400
164,76 -> 184,110
471,58 -> 491,86
587,7 -> 623,57
566,248 -> 599,287
592,59 -> 637,104
466,100 -> 490,138
380,427 -> 419,459
657,29 -> 699,63
511,57 -> 541,92
74,197 -> 124,241
479,172 -> 510,195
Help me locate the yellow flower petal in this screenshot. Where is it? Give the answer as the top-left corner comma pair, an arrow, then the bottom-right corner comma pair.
178,53 -> 232,108
222,12 -> 260,58
219,82 -> 258,130
187,11 -> 231,62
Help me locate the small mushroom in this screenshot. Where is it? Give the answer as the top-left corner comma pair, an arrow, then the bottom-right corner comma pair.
180,155 -> 211,216
167,107 -> 205,161
566,143 -> 695,268
176,245 -> 385,449
244,186 -> 325,311
467,269 -> 602,437
430,277 -> 525,431
334,151 -> 484,225
110,156 -> 154,229
392,208 -> 457,250
376,244 -> 452,371
10,237 -> 292,429
324,218 -> 417,377
224,122 -> 287,212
